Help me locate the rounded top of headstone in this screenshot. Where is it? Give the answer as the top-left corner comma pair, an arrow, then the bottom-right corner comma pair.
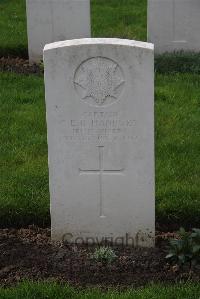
43,38 -> 154,52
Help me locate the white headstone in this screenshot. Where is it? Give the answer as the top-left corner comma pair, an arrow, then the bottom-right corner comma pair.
26,0 -> 91,62
148,0 -> 200,53
44,38 -> 155,247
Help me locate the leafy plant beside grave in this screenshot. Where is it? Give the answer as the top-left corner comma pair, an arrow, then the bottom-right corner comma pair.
166,227 -> 200,267
90,246 -> 117,264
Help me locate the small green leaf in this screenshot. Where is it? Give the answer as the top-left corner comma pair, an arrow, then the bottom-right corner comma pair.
179,227 -> 186,235
178,254 -> 185,263
193,245 -> 200,253
166,253 -> 175,259
192,228 -> 200,234
191,233 -> 197,238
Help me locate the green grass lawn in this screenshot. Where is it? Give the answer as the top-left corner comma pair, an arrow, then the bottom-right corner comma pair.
0,72 -> 49,227
0,282 -> 200,299
155,74 -> 200,226
91,0 -> 146,40
0,71 -> 199,228
0,0 -> 147,57
0,0 -> 27,57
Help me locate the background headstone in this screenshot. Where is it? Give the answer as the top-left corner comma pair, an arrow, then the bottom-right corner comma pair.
148,0 -> 200,53
44,38 -> 155,247
26,0 -> 91,62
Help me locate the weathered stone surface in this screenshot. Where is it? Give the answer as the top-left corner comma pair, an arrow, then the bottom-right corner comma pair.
26,0 -> 91,62
148,0 -> 200,53
44,38 -> 155,247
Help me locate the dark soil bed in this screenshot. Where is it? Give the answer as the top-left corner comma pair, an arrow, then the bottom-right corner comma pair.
0,227 -> 199,288
0,57 -> 43,75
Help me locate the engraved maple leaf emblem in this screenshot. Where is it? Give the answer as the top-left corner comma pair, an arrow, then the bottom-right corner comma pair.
74,57 -> 124,106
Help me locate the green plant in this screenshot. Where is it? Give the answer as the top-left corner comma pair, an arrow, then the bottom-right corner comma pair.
166,228 -> 200,266
191,228 -> 200,263
90,246 -> 117,264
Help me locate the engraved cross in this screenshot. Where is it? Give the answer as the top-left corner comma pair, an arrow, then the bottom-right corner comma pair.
79,146 -> 124,217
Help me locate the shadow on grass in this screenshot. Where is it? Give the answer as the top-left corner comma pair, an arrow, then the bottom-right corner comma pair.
155,51 -> 200,74
0,45 -> 28,59
1,49 -> 200,75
